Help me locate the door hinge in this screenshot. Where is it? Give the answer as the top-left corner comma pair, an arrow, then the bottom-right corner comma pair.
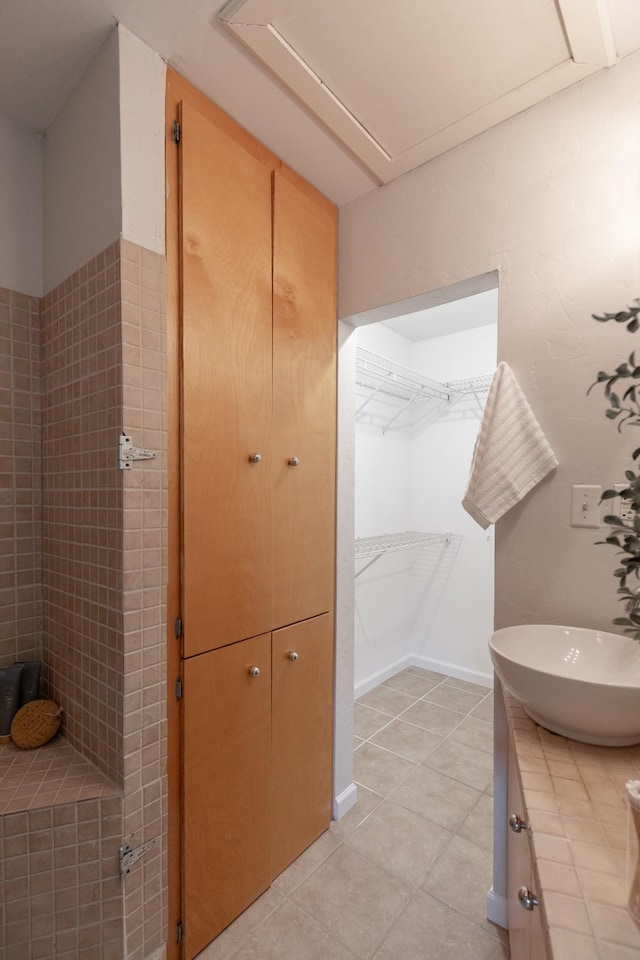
175,615 -> 183,639
175,678 -> 183,700
119,838 -> 156,879
172,119 -> 181,145
175,920 -> 184,944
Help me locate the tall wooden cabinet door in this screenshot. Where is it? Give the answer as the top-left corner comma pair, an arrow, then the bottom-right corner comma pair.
272,172 -> 337,629
182,634 -> 272,959
180,100 -> 273,658
271,613 -> 334,878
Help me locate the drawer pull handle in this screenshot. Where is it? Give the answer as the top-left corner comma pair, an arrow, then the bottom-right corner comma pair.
248,666 -> 260,678
509,813 -> 527,833
518,886 -> 539,911
288,651 -> 299,662
249,453 -> 262,463
288,456 -> 300,466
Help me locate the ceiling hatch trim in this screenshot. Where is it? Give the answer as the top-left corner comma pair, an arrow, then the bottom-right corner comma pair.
219,0 -> 617,184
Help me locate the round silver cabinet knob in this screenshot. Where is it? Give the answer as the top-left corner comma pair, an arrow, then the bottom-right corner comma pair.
248,666 -> 260,678
249,453 -> 262,463
288,651 -> 299,662
288,456 -> 300,466
508,813 -> 527,833
518,886 -> 539,911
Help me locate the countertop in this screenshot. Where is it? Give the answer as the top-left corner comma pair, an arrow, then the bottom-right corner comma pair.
506,694 -> 640,959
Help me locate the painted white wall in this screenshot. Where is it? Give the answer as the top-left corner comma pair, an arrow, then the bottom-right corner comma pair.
339,48 -> 640,640
354,324 -> 415,687
0,116 -> 42,295
409,324 -> 497,679
119,25 -> 166,257
43,28 -> 121,293
43,25 -> 166,294
334,320 -> 357,817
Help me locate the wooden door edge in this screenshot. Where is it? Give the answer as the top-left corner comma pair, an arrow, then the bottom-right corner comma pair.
166,76 -> 182,960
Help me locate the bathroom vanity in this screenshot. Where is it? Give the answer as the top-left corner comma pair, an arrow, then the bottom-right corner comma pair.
501,692 -> 640,958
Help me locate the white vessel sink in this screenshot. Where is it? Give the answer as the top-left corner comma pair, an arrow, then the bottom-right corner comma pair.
489,624 -> 640,746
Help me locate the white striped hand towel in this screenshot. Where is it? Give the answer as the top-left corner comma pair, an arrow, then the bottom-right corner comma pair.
462,362 -> 558,529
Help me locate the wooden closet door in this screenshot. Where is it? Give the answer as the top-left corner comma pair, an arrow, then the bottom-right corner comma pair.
183,634 -> 272,959
181,100 -> 273,658
271,613 -> 334,878
272,172 -> 337,629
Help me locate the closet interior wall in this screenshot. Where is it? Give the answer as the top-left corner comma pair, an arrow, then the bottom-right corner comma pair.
354,318 -> 497,694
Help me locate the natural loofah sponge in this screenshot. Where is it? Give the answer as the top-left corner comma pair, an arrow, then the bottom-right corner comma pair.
10,699 -> 62,749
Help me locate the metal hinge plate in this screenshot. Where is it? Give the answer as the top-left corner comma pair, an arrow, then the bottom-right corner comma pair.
175,678 -> 183,700
119,838 -> 155,879
175,616 -> 183,639
172,119 -> 181,144
119,433 -> 157,470
175,920 -> 184,944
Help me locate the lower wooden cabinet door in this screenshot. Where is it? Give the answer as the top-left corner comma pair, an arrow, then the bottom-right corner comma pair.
182,633 -> 272,960
271,613 -> 334,879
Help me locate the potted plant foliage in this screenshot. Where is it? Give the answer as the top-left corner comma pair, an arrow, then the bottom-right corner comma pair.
589,300 -> 640,639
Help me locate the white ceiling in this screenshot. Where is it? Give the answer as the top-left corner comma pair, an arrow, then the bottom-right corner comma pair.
383,288 -> 499,343
1,0 -> 640,205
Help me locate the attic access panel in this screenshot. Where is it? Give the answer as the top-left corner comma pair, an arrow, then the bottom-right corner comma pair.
219,0 -> 616,184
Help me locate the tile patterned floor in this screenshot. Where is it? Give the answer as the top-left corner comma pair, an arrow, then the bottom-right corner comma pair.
197,666 -> 510,960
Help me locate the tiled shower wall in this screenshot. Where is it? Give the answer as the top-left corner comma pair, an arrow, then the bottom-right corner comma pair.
40,242 -> 124,783
1,241 -> 168,959
119,240 -> 168,960
0,287 -> 42,667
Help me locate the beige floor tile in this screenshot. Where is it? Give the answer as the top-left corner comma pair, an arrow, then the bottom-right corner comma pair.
272,829 -> 341,897
353,703 -> 391,740
458,793 -> 494,854
399,699 -> 465,737
372,889 -> 509,960
371,719 -> 442,764
382,670 -> 440,698
345,800 -> 452,885
424,684 -> 485,715
389,764 -> 481,831
195,886 -> 284,959
291,845 -> 413,959
353,742 -> 416,797
406,666 -> 448,682
329,786 -> 383,843
449,716 -> 494,754
471,697 -> 495,722
422,834 -> 495,930
424,737 -> 494,791
353,736 -> 364,750
357,685 -> 417,718
444,676 -> 492,696
229,900 -> 358,960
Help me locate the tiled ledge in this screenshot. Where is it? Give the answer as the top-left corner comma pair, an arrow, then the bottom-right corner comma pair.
506,694 -> 640,959
0,735 -> 120,814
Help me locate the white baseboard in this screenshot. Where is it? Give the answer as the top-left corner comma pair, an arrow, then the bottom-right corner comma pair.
333,782 -> 358,820
354,655 -> 414,697
355,654 -> 493,698
411,654 -> 493,689
486,887 -> 508,928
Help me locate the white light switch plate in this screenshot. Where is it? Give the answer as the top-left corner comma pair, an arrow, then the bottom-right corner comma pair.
570,484 -> 601,528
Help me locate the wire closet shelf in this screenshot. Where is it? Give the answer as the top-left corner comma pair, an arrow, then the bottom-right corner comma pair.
355,347 -> 493,429
354,530 -> 452,579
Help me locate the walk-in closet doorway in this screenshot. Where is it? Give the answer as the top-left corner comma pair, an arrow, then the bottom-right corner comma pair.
353,285 -> 498,695
333,274 -> 499,817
